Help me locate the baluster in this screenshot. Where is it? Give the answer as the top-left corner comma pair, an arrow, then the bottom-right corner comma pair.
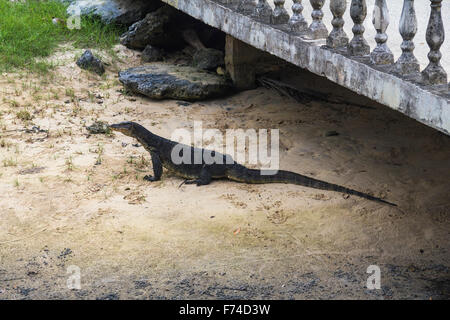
370,0 -> 394,64
237,0 -> 255,15
348,0 -> 370,56
327,0 -> 349,48
394,0 -> 420,75
308,0 -> 328,39
272,0 -> 290,25
289,0 -> 308,33
422,0 -> 447,85
251,0 -> 273,24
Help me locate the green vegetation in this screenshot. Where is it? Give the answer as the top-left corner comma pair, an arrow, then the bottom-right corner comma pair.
16,110 -> 32,121
0,0 -> 125,72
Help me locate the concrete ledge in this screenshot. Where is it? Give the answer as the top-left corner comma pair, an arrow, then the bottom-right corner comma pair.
161,0 -> 450,135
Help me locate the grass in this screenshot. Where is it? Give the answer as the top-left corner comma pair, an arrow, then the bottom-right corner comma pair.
0,0 -> 126,72
16,110 -> 32,121
3,158 -> 17,167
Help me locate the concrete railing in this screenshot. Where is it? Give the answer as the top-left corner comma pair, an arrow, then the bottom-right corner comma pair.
162,0 -> 449,134
222,0 -> 447,85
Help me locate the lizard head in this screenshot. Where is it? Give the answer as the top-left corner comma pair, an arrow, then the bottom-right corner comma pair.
109,121 -> 136,137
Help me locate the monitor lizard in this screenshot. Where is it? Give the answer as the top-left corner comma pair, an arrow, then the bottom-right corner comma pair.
110,121 -> 396,206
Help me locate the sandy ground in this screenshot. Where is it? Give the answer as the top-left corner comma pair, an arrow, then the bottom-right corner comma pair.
0,44 -> 449,300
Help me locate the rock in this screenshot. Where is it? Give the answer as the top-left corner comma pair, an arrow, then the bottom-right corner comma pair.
176,101 -> 191,107
76,50 -> 105,75
119,63 -> 233,101
120,6 -> 184,50
86,121 -> 111,134
65,0 -> 161,25
141,45 -> 164,63
193,48 -> 224,70
197,27 -> 226,51
181,28 -> 224,70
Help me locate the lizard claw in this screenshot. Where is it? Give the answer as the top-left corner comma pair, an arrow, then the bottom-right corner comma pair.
143,175 -> 157,182
179,179 -> 201,187
178,179 -> 189,188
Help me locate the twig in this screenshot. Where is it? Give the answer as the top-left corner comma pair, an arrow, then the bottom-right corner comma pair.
0,227 -> 48,245
257,76 -> 375,110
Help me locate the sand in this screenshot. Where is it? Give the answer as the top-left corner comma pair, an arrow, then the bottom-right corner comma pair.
0,44 -> 448,299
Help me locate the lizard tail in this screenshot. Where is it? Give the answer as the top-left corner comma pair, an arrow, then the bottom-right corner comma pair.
227,164 -> 397,207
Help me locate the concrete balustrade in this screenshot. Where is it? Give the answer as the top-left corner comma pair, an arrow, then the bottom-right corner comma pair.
164,0 -> 449,135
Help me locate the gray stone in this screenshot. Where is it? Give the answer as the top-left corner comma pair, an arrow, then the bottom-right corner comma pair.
141,45 -> 165,63
118,63 -> 233,101
86,121 -> 111,134
120,6 -> 183,50
193,48 -> 224,70
66,0 -> 161,25
76,50 -> 105,75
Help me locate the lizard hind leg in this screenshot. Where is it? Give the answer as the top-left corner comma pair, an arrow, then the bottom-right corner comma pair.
143,175 -> 159,182
183,167 -> 212,186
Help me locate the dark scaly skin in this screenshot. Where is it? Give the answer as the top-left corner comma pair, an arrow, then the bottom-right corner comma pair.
110,121 -> 397,206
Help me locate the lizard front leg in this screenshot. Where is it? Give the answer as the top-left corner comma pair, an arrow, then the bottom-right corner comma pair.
144,151 -> 162,182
